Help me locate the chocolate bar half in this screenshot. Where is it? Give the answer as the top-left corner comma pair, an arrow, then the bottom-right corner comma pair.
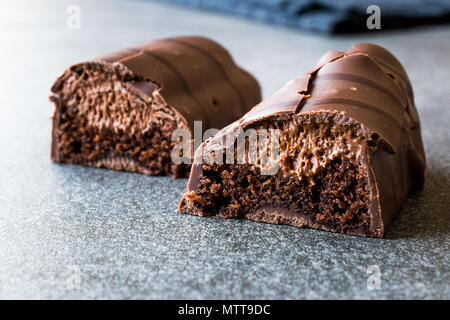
50,36 -> 261,177
179,43 -> 425,237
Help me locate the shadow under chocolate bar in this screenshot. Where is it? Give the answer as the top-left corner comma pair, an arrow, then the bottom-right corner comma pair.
50,36 -> 261,178
179,43 -> 426,238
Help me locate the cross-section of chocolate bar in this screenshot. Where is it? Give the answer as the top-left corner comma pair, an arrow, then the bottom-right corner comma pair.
50,36 -> 261,177
179,43 -> 425,237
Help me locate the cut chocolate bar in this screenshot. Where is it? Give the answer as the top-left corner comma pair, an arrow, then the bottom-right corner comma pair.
179,43 -> 425,237
50,36 -> 261,177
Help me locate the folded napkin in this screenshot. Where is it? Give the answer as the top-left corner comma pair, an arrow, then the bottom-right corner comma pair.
159,0 -> 450,34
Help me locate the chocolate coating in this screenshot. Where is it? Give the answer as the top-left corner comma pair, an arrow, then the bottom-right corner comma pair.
98,36 -> 261,130
179,43 -> 425,237
50,36 -> 261,177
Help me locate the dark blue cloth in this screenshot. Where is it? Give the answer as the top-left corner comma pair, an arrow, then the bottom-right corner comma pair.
157,0 -> 450,34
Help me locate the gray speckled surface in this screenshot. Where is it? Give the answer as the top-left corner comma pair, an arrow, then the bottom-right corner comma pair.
0,0 -> 449,299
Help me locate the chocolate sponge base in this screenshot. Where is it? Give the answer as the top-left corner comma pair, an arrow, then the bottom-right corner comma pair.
180,160 -> 371,237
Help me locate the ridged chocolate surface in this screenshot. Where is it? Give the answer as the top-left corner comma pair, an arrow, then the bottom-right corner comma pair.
97,36 -> 261,130
181,43 -> 426,237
